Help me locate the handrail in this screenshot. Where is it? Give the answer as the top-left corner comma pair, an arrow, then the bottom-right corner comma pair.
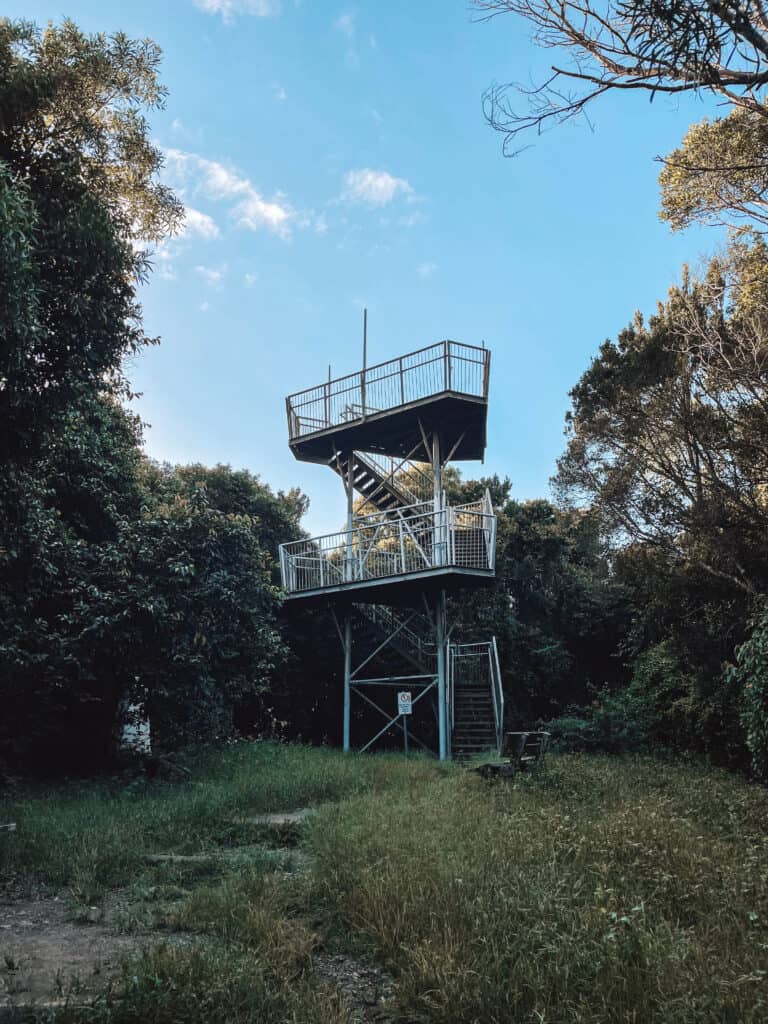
280,498 -> 496,595
491,636 -> 504,755
359,604 -> 435,672
287,340 -> 489,401
354,451 -> 433,510
448,642 -> 455,736
448,639 -> 504,756
286,341 -> 490,442
353,499 -> 434,526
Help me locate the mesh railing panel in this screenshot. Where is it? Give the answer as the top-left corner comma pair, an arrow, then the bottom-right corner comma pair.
286,341 -> 489,441
280,501 -> 496,595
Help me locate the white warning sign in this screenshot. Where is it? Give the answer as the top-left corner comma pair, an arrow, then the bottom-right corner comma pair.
397,691 -> 413,716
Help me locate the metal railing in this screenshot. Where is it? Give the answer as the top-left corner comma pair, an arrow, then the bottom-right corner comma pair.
355,451 -> 434,509
490,636 -> 504,755
279,498 -> 497,595
286,341 -> 490,442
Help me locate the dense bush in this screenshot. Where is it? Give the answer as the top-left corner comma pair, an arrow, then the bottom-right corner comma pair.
727,602 -> 768,781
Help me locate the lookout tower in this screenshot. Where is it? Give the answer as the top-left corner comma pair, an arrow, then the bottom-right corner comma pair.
279,337 -> 503,760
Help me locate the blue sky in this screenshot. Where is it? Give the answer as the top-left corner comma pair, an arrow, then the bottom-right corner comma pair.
15,1 -> 724,535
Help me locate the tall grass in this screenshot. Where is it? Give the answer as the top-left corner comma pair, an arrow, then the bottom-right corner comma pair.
0,741 -> 444,899
4,744 -> 768,1023
307,754 -> 768,1023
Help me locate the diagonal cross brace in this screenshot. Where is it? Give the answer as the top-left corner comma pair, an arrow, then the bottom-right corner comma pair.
351,608 -> 422,680
353,680 -> 435,754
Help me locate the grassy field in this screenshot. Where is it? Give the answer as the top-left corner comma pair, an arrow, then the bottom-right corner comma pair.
2,743 -> 767,1023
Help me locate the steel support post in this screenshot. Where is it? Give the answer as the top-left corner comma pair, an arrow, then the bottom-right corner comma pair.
345,450 -> 354,582
436,588 -> 448,760
343,612 -> 352,752
432,431 -> 444,566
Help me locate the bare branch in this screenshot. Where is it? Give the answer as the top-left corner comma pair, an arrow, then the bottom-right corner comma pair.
475,0 -> 768,150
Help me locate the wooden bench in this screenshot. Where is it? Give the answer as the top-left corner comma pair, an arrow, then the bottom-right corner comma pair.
474,731 -> 551,779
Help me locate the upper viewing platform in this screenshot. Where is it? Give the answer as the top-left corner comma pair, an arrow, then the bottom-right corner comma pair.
286,341 -> 490,464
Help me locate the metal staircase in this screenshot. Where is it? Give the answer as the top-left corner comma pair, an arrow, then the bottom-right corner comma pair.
358,604 -> 435,673
449,639 -> 504,758
329,450 -> 433,516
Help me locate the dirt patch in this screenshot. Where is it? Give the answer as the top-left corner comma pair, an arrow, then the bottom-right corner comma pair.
312,950 -> 398,1023
0,897 -> 156,1008
236,808 -> 316,826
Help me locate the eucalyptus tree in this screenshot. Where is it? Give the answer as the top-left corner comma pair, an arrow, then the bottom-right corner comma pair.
476,1 -> 768,235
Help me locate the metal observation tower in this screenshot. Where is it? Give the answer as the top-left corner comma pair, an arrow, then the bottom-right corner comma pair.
279,336 -> 503,760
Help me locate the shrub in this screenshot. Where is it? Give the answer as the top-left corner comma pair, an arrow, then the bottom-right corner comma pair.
726,602 -> 768,780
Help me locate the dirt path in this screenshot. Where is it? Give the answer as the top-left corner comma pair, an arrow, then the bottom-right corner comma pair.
1,807 -> 400,1020
0,896 -> 152,1009
312,950 -> 397,1024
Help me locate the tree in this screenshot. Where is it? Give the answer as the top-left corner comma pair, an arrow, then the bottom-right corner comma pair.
555,240 -> 768,599
0,19 -> 182,460
0,18 -> 180,241
475,0 -> 768,153
727,601 -> 768,779
105,485 -> 288,749
659,107 -> 768,233
551,241 -> 768,763
446,476 -> 625,723
0,18 -> 184,771
0,395 -> 147,770
140,463 -> 308,563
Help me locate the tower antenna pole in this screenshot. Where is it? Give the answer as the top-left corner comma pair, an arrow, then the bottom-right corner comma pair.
361,307 -> 368,417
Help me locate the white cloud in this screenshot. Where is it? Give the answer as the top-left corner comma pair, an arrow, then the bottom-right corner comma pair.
164,148 -> 294,237
236,191 -> 292,233
334,11 -> 361,68
244,272 -> 259,287
180,206 -> 220,240
194,0 -> 281,23
314,212 -> 329,235
271,82 -> 287,101
334,12 -> 355,37
400,210 -> 427,229
195,263 -> 228,287
342,168 -> 413,207
416,261 -> 437,279
199,301 -> 211,312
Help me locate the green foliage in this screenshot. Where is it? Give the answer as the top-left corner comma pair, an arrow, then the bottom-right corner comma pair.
0,18 -> 309,770
727,602 -> 768,781
660,107 -> 768,233
0,18 -> 181,242
450,490 -> 626,724
547,685 -> 657,753
0,18 -> 180,460
553,242 -> 768,764
140,462 -> 307,563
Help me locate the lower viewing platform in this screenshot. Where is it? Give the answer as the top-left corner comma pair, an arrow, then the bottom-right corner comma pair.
280,498 -> 497,603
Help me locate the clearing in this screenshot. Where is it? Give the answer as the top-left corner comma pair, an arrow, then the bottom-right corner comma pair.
1,743 -> 767,1023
